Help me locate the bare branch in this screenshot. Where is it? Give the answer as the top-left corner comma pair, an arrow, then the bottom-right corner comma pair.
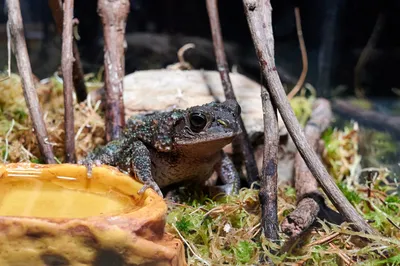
206,0 -> 259,185
61,0 -> 76,163
242,0 -> 376,235
98,0 -> 130,141
6,0 -> 55,163
48,0 -> 88,103
259,86 -> 279,243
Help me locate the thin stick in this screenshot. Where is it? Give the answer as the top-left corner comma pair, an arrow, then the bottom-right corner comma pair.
98,0 -> 129,141
242,0 -> 376,235
206,0 -> 259,185
48,0 -> 87,103
61,0 -> 76,163
7,0 -> 56,164
306,232 -> 340,247
259,86 -> 279,243
177,43 -> 195,65
6,22 -> 11,78
3,119 -> 15,163
287,7 -> 308,100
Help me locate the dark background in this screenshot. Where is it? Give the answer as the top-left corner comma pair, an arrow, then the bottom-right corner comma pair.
1,0 -> 400,98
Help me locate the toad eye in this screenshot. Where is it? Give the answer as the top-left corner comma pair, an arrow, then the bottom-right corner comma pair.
189,112 -> 207,132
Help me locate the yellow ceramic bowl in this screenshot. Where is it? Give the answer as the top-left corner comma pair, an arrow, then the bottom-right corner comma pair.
0,163 -> 186,266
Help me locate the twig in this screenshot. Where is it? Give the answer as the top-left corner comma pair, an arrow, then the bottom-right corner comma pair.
314,231 -> 354,265
328,242 -> 354,266
61,0 -> 76,163
48,0 -> 87,103
167,43 -> 195,70
259,86 -> 279,243
354,12 -> 385,97
7,0 -> 56,164
305,231 -> 340,247
281,99 -> 344,238
287,7 -> 308,100
6,22 -> 11,78
98,0 -> 129,141
178,43 -> 195,66
206,0 -> 259,185
387,217 -> 400,231
242,0 -> 376,235
3,119 -> 15,163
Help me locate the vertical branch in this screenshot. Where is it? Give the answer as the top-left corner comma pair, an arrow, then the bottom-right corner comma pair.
48,0 -> 87,103
72,42 -> 88,103
206,0 -> 235,99
242,0 -> 376,235
61,0 -> 76,163
6,0 -> 56,164
260,86 -> 279,243
98,0 -> 130,142
206,0 -> 259,185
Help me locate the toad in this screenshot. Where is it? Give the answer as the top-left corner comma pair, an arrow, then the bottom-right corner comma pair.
80,100 -> 242,196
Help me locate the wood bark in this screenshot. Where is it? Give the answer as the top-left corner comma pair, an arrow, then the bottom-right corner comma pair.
98,0 -> 130,141
242,0 -> 376,235
7,0 -> 56,164
48,0 -> 87,103
259,86 -> 279,242
61,0 -> 76,163
206,0 -> 259,185
281,99 -> 344,238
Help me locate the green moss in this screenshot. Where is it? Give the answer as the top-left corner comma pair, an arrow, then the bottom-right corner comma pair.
338,182 -> 362,205
290,96 -> 314,127
175,216 -> 194,235
232,240 -> 257,264
384,195 -> 400,214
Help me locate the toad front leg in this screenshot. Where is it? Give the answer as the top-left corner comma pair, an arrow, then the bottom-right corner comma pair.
80,140 -> 163,197
130,141 -> 163,196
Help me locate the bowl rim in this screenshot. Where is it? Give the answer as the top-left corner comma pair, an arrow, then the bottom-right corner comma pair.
0,163 -> 167,225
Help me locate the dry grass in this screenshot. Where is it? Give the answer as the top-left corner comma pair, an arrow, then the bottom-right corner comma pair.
0,73 -> 104,163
